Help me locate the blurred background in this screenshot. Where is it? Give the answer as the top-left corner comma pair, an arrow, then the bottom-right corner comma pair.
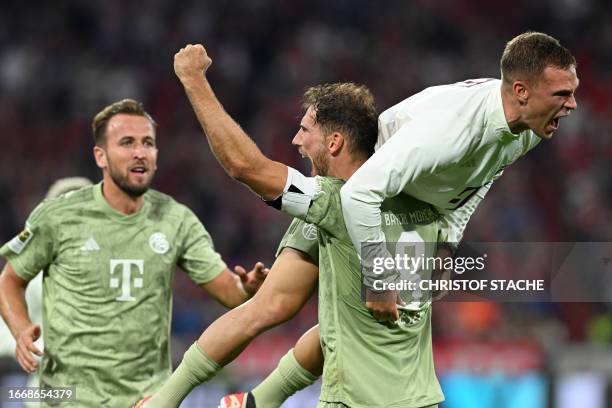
0,0 -> 611,407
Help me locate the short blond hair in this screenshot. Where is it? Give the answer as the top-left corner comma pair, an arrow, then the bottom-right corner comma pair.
500,32 -> 576,84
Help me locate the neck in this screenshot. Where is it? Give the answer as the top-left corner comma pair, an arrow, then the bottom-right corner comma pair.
330,156 -> 366,181
101,176 -> 145,215
500,83 -> 529,134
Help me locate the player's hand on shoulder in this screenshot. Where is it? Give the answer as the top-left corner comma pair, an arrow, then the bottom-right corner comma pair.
15,323 -> 43,374
174,43 -> 213,82
234,261 -> 269,297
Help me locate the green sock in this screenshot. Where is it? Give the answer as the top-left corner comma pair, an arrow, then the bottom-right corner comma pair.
251,349 -> 318,408
147,342 -> 221,408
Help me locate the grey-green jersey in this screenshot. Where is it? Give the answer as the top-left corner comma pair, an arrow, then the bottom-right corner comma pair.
275,218 -> 319,263
277,173 -> 444,408
0,183 -> 226,407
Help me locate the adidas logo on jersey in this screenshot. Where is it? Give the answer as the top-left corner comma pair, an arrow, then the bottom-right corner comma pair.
80,237 -> 100,251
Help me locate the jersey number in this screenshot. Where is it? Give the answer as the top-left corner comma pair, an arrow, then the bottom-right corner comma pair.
395,231 -> 426,301
446,186 -> 480,210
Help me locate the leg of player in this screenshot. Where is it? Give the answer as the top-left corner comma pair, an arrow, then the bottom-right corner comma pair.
292,325 -> 323,377
140,248 -> 318,408
236,325 -> 322,407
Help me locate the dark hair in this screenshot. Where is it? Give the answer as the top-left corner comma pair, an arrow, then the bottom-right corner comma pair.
92,98 -> 157,146
303,83 -> 378,159
500,32 -> 576,84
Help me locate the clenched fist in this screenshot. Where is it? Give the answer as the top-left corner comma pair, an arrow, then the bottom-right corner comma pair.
174,44 -> 213,82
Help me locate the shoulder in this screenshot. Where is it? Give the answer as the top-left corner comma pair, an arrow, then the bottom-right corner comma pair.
381,78 -> 499,117
379,79 -> 499,141
145,189 -> 201,224
144,188 -> 176,209
28,185 -> 95,225
316,176 -> 344,192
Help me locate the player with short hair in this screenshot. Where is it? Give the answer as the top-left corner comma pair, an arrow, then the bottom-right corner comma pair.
0,99 -> 267,407
142,31 -> 579,408
139,47 -> 445,408
226,31 -> 580,408
341,33 -> 579,316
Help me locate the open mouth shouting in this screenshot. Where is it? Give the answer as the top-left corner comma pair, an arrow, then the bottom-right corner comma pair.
546,113 -> 569,135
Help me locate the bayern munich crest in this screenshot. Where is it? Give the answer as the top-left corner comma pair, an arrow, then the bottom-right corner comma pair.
149,232 -> 170,254
301,224 -> 317,241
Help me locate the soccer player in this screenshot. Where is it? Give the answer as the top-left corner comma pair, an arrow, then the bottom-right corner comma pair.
217,30 -> 579,408
147,32 -> 574,408
145,47 -> 445,408
340,32 -> 579,319
0,99 -> 267,407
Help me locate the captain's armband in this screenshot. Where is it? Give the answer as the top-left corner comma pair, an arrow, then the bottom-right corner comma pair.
264,167 -> 319,218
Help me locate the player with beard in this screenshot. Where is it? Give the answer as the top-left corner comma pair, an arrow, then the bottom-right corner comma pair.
0,99 -> 267,407
137,73 -> 445,406
142,32 -> 578,408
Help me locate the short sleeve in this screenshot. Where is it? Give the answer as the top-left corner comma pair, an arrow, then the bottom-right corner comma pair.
177,208 -> 227,285
276,218 -> 319,263
0,201 -> 56,281
272,169 -> 347,239
303,178 -> 347,237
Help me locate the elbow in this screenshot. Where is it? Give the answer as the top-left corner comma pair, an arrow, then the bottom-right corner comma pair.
226,158 -> 268,188
226,160 -> 253,182
0,267 -> 23,292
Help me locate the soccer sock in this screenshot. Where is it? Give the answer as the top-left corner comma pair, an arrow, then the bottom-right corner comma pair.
147,342 -> 221,408
251,349 -> 318,408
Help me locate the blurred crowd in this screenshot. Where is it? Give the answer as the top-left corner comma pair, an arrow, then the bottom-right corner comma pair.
0,0 -> 611,402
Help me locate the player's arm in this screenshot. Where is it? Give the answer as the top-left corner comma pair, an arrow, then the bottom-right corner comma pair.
199,247 -> 319,365
201,263 -> 268,309
179,207 -> 269,309
0,263 -> 42,373
174,44 -> 287,201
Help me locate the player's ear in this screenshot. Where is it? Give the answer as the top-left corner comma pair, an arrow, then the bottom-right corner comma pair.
513,80 -> 529,105
93,145 -> 107,169
328,132 -> 344,156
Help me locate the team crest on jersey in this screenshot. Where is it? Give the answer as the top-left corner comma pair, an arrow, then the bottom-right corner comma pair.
301,224 -> 317,241
7,226 -> 34,254
149,232 -> 169,254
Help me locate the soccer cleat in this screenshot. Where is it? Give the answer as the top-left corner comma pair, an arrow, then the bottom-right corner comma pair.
133,395 -> 153,408
219,392 -> 256,408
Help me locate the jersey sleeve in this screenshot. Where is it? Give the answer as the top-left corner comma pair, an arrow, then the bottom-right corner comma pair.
0,201 -> 57,281
340,111 -> 475,257
271,168 -> 346,238
177,207 -> 227,285
275,218 -> 319,263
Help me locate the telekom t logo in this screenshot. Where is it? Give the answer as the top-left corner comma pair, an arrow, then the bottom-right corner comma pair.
109,259 -> 144,301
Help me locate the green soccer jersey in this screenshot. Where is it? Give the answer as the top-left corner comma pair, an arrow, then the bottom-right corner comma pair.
0,183 -> 226,407
276,218 -> 319,263
280,175 -> 444,408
